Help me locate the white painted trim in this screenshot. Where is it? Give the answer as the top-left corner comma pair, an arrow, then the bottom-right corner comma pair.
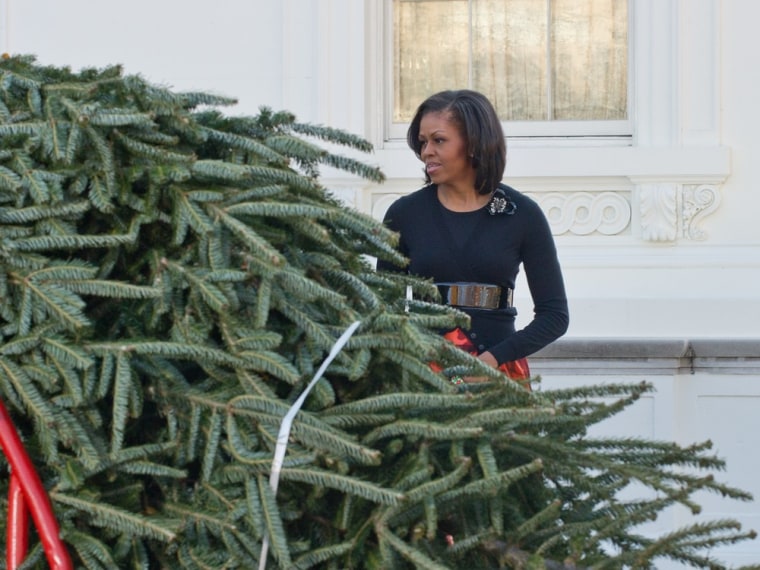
382,0 -> 635,141
368,144 -> 730,180
678,0 -> 721,146
361,0 -> 725,185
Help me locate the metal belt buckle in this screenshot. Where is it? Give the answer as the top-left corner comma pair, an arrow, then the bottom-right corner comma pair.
440,282 -> 503,310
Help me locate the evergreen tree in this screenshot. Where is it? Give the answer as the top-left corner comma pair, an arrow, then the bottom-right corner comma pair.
0,54 -> 756,569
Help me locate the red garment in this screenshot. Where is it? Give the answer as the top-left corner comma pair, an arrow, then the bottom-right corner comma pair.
432,327 -> 531,390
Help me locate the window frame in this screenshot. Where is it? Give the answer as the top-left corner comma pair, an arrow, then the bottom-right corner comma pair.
383,0 -> 634,143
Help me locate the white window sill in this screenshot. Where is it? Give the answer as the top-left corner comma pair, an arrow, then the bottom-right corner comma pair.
373,143 -> 730,182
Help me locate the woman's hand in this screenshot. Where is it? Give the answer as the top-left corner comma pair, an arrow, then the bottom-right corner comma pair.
463,351 -> 499,383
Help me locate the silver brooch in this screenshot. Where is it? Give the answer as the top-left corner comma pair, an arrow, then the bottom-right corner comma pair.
487,187 -> 517,216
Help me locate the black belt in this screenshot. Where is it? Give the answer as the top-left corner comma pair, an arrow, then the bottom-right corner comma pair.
436,282 -> 513,310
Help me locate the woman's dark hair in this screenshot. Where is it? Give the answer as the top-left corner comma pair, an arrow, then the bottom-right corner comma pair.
407,89 -> 506,195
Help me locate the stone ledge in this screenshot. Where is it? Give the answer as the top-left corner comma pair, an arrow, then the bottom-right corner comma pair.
529,338 -> 760,376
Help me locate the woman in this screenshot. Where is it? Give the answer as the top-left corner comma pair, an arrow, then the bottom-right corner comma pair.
376,89 -> 569,385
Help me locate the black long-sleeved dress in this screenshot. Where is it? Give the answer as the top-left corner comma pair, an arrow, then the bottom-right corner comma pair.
376,183 -> 569,365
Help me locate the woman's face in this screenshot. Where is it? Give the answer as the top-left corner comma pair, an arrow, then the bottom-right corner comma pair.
418,111 -> 476,191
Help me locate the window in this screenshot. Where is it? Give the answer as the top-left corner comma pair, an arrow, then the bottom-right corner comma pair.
390,0 -> 630,139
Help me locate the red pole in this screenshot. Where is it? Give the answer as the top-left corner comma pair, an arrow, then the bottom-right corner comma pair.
7,474 -> 29,568
0,399 -> 72,570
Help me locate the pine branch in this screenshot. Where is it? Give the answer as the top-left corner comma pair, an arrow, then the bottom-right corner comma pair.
363,420 -> 484,445
376,524 -> 450,570
292,541 -> 354,570
41,336 -> 91,370
199,125 -> 287,164
257,474 -> 294,568
65,529 -> 118,570
51,491 -> 179,542
280,467 -> 404,505
291,121 -> 375,153
0,199 -> 90,223
324,392 -> 479,418
12,232 -> 135,251
320,152 -> 385,183
0,354 -> 59,425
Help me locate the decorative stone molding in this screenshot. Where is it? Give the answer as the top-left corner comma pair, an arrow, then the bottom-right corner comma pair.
370,182 -> 721,243
531,192 -> 631,236
639,183 -> 679,241
682,184 -> 721,241
638,183 -> 721,242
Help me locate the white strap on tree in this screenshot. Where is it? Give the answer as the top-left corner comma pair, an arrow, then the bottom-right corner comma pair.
259,320 -> 361,569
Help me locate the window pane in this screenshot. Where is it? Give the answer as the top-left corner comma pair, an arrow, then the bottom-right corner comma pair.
552,0 -> 628,120
392,0 -> 628,125
394,0 -> 470,122
472,0 -> 547,120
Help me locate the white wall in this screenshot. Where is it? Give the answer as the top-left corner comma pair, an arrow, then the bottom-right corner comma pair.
0,0 -> 284,116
